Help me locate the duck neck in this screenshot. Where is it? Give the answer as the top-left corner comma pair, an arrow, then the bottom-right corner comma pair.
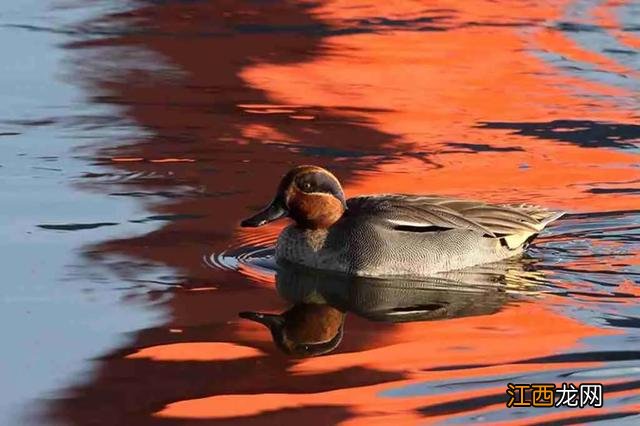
290,193 -> 345,230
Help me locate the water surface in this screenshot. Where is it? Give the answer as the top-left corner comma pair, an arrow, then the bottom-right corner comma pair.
1,0 -> 639,424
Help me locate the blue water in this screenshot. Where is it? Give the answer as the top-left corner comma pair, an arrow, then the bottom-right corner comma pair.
0,2 -> 169,423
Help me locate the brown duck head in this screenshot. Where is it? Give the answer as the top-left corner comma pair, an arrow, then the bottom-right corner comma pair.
241,165 -> 347,229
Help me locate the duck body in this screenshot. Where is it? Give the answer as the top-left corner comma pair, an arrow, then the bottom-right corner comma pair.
276,194 -> 562,277
242,166 -> 564,277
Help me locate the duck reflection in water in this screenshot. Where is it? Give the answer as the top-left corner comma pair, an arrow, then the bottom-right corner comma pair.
240,260 -> 540,357
240,304 -> 345,357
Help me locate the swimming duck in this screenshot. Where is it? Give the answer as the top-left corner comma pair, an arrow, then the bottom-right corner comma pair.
241,165 -> 564,277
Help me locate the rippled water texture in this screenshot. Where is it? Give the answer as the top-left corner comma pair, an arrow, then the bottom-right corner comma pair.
1,0 -> 639,424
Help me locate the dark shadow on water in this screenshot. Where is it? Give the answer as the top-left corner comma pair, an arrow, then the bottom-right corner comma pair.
479,120 -> 640,150
442,142 -> 525,154
588,188 -> 640,195
37,222 -> 119,231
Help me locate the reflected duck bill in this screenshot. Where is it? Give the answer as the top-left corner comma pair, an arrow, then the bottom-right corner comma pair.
238,311 -> 284,328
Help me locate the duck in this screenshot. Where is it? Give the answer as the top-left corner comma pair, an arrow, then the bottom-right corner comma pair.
241,165 -> 564,277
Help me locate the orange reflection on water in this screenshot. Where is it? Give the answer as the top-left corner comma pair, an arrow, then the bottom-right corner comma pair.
240,0 -> 639,216
157,303 -> 617,420
290,303 -> 616,374
312,0 -> 567,24
127,342 -> 265,361
243,3 -> 635,141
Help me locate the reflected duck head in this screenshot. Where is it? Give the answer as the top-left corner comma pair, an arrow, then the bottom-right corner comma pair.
240,165 -> 347,229
239,303 -> 345,357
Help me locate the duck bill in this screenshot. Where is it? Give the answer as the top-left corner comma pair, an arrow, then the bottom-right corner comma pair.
241,200 -> 287,227
239,311 -> 284,329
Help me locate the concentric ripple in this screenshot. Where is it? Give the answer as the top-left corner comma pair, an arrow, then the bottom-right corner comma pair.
204,230 -> 279,283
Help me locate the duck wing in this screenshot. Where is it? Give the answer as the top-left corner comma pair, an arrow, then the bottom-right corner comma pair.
346,195 -> 564,244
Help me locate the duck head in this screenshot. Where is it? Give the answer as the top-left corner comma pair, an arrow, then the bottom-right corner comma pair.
239,304 -> 345,357
241,165 -> 347,229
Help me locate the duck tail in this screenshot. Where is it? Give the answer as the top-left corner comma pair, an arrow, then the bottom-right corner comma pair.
510,204 -> 565,229
501,206 -> 565,250
535,210 -> 565,228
